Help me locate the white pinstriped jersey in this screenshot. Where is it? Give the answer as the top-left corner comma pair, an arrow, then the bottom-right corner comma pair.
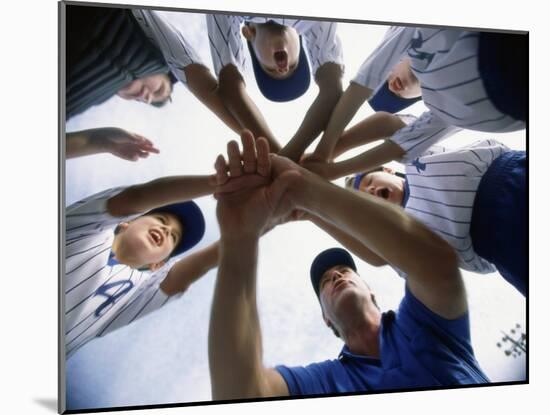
64,187 -> 179,358
401,139 -> 511,274
132,9 -> 203,84
353,27 -> 524,163
206,14 -> 343,78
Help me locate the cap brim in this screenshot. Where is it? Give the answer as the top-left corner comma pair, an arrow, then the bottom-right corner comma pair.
150,201 -> 205,258
310,248 -> 357,298
247,36 -> 311,102
368,81 -> 421,113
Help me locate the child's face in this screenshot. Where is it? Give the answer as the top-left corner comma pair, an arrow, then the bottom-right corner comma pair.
117,73 -> 172,105
244,22 -> 300,79
113,212 -> 183,270
358,171 -> 405,206
387,58 -> 421,99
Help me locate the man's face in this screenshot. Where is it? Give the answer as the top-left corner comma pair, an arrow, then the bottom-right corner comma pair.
244,22 -> 300,79
113,212 -> 183,270
387,58 -> 421,99
358,170 -> 405,205
319,265 -> 374,324
117,73 -> 172,104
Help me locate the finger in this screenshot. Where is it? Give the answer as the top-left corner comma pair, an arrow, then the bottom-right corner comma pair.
215,154 -> 229,185
227,140 -> 243,177
241,130 -> 257,174
256,137 -> 270,177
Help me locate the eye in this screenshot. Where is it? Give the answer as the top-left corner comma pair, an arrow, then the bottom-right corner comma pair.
156,215 -> 167,225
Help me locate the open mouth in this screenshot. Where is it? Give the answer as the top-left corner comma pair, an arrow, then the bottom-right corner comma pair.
333,279 -> 350,291
274,50 -> 288,69
149,229 -> 163,246
376,188 -> 390,200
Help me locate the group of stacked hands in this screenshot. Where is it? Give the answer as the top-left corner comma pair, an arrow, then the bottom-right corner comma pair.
64,5 -> 526,399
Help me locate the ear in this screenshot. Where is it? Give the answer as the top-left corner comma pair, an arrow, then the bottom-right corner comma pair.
241,24 -> 256,41
382,166 -> 395,175
148,260 -> 166,272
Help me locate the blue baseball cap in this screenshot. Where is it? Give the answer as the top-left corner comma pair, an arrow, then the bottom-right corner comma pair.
149,201 -> 205,258
368,81 -> 422,113
247,35 -> 311,102
310,248 -> 357,299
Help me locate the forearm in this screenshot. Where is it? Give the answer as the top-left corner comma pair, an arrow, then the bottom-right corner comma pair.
209,237 -> 267,399
160,241 -> 219,296
330,140 -> 405,179
66,130 -> 105,158
218,68 -> 280,152
332,112 -> 407,158
309,214 -> 386,267
292,173 -> 456,278
279,65 -> 344,161
108,175 -> 214,216
313,82 -> 372,160
185,64 -> 243,134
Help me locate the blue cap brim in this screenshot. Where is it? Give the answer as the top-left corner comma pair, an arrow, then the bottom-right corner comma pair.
150,201 -> 205,258
368,81 -> 421,113
247,36 -> 311,102
310,248 -> 357,299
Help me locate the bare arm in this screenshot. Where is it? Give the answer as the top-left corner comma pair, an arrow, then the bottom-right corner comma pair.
160,241 -> 219,296
332,111 -> 407,158
217,65 -> 281,152
210,132 -> 289,399
308,213 -> 387,267
275,161 -> 466,319
184,64 -> 243,134
278,63 -> 344,161
66,128 -> 159,161
310,82 -> 373,161
107,175 -> 215,217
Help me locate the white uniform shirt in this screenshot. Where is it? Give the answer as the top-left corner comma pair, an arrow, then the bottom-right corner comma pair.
353,27 -> 524,162
64,187 -> 179,358
132,9 -> 203,84
402,139 -> 510,274
206,14 -> 344,78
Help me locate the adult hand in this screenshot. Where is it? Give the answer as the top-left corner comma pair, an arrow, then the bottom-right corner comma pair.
300,159 -> 339,181
90,127 -> 160,161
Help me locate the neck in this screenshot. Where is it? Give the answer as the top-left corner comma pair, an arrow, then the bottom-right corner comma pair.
341,310 -> 382,357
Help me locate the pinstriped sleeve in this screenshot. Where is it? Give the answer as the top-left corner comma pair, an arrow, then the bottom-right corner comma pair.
352,26 -> 416,91
206,14 -> 246,76
390,111 -> 462,162
132,9 -> 202,84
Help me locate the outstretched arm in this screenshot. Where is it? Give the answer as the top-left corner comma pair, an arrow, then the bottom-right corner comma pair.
272,156 -> 466,319
308,82 -> 373,162
66,128 -> 159,161
107,175 -> 215,217
184,64 -> 243,134
160,241 -> 219,296
278,63 -> 344,161
209,132 -> 289,400
217,65 -> 281,152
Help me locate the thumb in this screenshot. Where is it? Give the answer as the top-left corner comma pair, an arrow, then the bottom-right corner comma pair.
265,170 -> 300,212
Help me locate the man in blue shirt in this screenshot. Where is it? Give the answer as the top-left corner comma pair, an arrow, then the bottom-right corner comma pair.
208,130 -> 489,400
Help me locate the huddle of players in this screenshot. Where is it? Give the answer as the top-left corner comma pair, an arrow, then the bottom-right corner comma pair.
65,5 -> 527,398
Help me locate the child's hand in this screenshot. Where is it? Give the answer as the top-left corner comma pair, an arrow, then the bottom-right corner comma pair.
91,127 -> 160,161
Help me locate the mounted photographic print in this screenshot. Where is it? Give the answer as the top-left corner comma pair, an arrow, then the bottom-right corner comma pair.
59,0 -> 528,413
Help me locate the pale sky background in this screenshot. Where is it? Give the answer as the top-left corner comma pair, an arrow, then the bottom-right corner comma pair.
64,9 -> 526,411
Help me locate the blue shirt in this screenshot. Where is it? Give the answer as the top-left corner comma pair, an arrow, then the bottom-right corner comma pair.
276,286 -> 489,395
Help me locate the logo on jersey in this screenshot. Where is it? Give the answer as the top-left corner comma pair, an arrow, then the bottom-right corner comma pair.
94,280 -> 135,317
412,158 -> 427,173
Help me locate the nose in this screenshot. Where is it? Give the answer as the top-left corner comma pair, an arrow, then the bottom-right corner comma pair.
366,185 -> 376,196
140,88 -> 152,104
330,270 -> 344,283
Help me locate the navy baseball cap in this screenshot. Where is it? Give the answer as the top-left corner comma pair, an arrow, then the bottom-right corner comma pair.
149,201 -> 205,258
310,248 -> 357,299
247,35 -> 311,102
368,81 -> 422,113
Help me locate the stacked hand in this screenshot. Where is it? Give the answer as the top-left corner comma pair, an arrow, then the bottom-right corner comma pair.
214,130 -> 310,239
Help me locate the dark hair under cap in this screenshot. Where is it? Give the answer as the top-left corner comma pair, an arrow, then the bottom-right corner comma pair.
310,248 -> 357,299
